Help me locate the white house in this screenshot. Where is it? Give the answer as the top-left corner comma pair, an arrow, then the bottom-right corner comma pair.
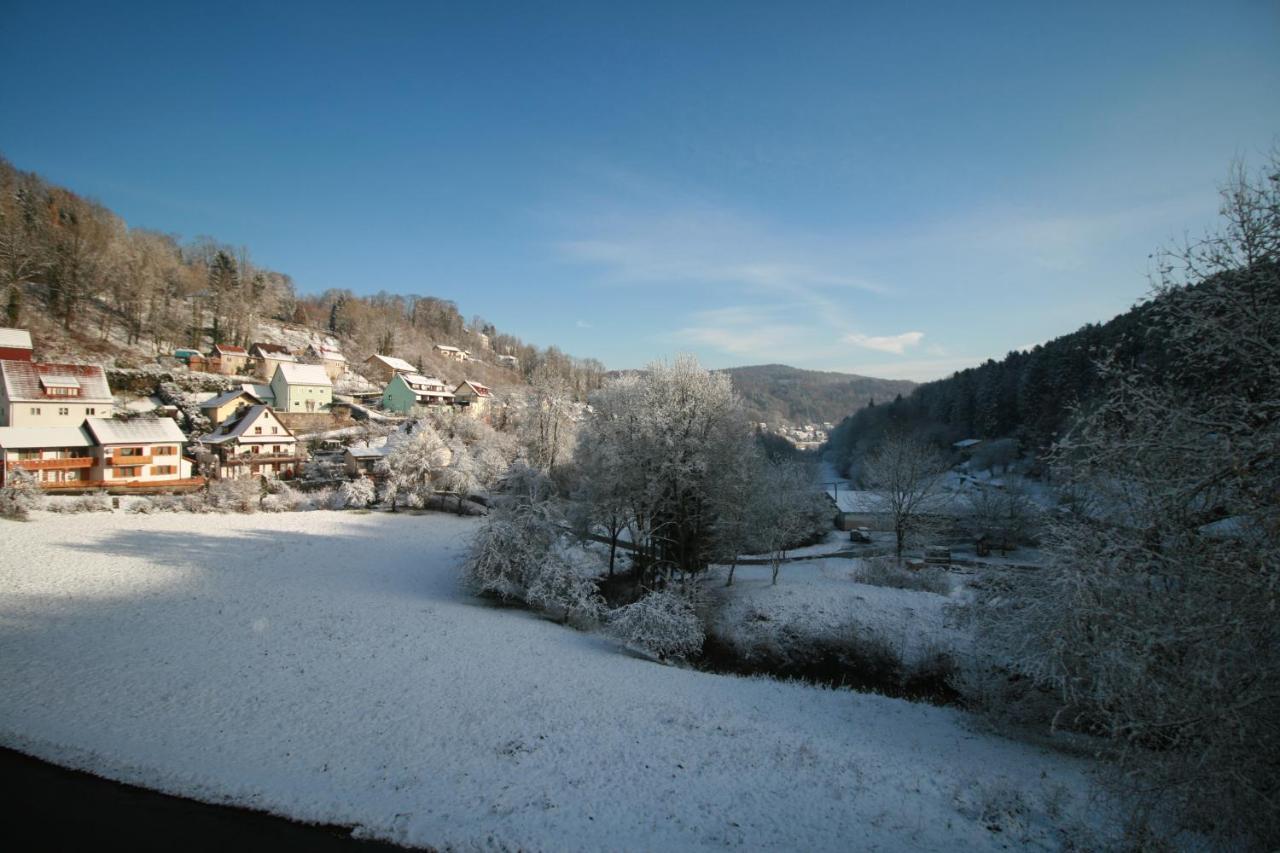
84,418 -> 191,486
364,354 -> 418,383
433,344 -> 466,362
199,405 -> 304,479
0,360 -> 114,428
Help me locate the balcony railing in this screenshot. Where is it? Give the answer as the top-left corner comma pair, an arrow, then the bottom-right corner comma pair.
107,454 -> 153,466
223,454 -> 307,466
6,457 -> 94,471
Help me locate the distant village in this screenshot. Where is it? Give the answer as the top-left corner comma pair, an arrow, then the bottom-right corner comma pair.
0,326 -> 505,492
759,421 -> 834,450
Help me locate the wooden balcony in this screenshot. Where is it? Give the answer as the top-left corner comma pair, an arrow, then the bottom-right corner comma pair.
6,457 -> 94,471
223,453 -> 306,466
107,454 -> 153,466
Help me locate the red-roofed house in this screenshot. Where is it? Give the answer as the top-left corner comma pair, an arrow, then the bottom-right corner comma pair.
452,381 -> 493,417
212,343 -> 250,375
0,361 -> 114,427
0,328 -> 34,361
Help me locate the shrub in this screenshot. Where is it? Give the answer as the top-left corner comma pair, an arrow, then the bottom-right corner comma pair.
334,477 -> 376,509
46,492 -> 112,514
0,469 -> 42,519
852,557 -> 952,595
608,589 -> 705,659
201,479 -> 259,513
525,555 -> 606,626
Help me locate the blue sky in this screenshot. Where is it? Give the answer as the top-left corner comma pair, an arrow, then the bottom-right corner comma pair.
2,1 -> 1276,379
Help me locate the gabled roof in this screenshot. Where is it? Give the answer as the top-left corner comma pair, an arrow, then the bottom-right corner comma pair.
367,354 -> 417,373
213,344 -> 248,356
433,344 -> 462,352
86,417 -> 186,445
402,373 -> 447,389
200,388 -> 265,410
0,361 -> 113,402
346,445 -> 387,459
309,344 -> 346,362
0,425 -> 93,449
241,383 -> 275,401
0,328 -> 34,350
250,342 -> 292,356
274,362 -> 332,387
455,380 -> 492,398
202,405 -> 295,444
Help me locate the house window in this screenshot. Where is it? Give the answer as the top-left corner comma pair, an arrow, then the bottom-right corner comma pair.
29,407 -> 40,416
254,426 -> 262,434
86,407 -> 96,415
119,447 -> 145,457
58,407 -> 69,416
153,465 -> 176,475
114,466 -> 141,478
272,427 -> 278,434
155,446 -> 176,456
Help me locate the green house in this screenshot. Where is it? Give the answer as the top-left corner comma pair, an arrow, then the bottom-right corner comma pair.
381,373 -> 454,414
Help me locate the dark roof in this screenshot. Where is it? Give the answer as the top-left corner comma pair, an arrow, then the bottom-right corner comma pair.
0,360 -> 113,402
250,342 -> 291,356
213,344 -> 248,355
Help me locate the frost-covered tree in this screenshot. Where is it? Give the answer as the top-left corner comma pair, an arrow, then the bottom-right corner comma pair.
862,431 -> 951,559
519,364 -> 577,475
752,458 -> 830,584
0,468 -> 42,519
974,156 -> 1280,848
578,356 -> 755,584
608,588 -> 705,660
334,475 -> 376,509
437,441 -> 481,512
376,423 -> 450,510
964,483 -> 1038,555
525,549 -> 606,626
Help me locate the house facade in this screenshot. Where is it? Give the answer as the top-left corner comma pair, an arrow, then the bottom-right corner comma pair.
433,344 -> 467,362
0,361 -> 114,428
0,328 -> 34,361
249,343 -> 297,379
306,344 -> 347,381
452,380 -> 493,417
270,363 -> 332,412
199,405 -> 304,479
0,418 -> 196,489
212,344 -> 250,375
381,373 -> 454,414
199,388 -> 266,427
363,354 -> 417,383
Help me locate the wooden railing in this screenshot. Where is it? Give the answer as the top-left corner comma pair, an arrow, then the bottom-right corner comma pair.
223,453 -> 306,466
107,454 -> 153,466
37,476 -> 207,493
6,457 -> 94,471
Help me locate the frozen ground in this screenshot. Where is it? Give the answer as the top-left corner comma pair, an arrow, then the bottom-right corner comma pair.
1,511 -> 1115,850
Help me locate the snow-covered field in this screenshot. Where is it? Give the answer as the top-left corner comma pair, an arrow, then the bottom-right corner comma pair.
1,511 -> 1114,850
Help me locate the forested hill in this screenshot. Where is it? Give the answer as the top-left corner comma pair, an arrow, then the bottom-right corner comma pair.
0,155 -> 605,396
720,364 -> 916,427
823,288 -> 1185,473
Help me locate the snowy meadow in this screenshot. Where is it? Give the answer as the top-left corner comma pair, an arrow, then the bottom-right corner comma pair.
0,509 -> 1118,851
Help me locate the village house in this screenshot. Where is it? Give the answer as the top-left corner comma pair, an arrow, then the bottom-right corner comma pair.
495,354 -> 519,370
381,373 -> 454,414
249,342 -> 297,379
211,344 -> 250,375
0,426 -> 95,487
199,405 -> 304,480
344,444 -> 387,477
452,380 -> 493,417
363,353 -> 417,383
84,418 -> 192,487
199,388 -> 267,427
0,327 -> 34,361
433,344 -> 467,362
306,344 -> 348,381
270,362 -> 332,412
0,360 -> 114,428
0,418 -> 196,490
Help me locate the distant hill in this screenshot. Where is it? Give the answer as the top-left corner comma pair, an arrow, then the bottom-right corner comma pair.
719,364 -> 916,427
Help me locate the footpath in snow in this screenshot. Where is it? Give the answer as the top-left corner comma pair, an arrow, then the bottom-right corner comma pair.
0,511 -> 1114,850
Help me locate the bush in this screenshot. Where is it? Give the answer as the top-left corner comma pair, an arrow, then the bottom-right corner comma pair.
334,477 -> 376,509
608,589 -> 705,660
0,469 -> 42,519
46,492 -> 112,514
526,548 -> 606,626
852,557 -> 952,595
201,479 -> 259,513
463,501 -> 558,601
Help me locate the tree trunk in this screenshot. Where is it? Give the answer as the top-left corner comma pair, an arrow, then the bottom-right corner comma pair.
725,557 -> 738,587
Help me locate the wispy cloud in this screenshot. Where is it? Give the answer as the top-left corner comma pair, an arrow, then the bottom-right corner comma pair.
575,319 -> 594,329
843,331 -> 924,354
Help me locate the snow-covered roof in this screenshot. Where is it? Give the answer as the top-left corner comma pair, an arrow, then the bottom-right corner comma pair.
85,417 -> 186,445
455,380 -> 492,398
275,362 -> 333,387
368,354 -> 417,373
0,328 -> 33,350
433,344 -> 462,353
0,361 -> 113,402
0,426 -> 93,449
201,388 -> 264,409
251,342 -> 292,357
241,383 -> 275,401
346,445 -> 388,459
310,344 -> 347,362
213,344 -> 248,356
953,438 -> 983,449
402,373 -> 450,391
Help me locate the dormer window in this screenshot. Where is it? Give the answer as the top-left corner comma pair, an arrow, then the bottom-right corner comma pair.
40,375 -> 81,397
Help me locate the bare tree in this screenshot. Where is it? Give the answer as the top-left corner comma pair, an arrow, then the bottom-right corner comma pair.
862,432 -> 951,560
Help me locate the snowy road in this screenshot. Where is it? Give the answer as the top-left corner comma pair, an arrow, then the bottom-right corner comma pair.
0,511 -> 1110,850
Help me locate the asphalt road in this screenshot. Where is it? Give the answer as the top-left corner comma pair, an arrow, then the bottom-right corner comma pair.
0,747 -> 422,852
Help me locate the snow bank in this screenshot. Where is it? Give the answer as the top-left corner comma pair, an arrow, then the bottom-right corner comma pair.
1,511 -> 1114,850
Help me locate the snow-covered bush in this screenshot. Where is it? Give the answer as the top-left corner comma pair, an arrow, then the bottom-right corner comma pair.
525,547 -> 606,626
608,589 -> 705,659
0,469 -> 42,519
201,478 -> 259,514
333,476 -> 376,509
377,423 -> 450,509
853,558 -> 952,595
46,492 -> 112,514
462,499 -> 558,601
